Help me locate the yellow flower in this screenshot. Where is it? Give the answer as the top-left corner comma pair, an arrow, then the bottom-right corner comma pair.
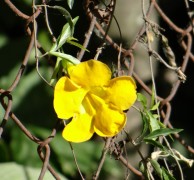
54,60 -> 137,143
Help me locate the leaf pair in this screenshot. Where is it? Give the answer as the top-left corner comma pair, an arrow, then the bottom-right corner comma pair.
136,92 -> 183,144
140,159 -> 176,180
136,92 -> 161,143
47,9 -> 89,85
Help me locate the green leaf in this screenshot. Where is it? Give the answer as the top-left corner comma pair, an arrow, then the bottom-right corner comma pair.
144,139 -> 165,150
157,121 -> 166,128
157,121 -> 174,141
0,162 -> 67,180
50,16 -> 79,52
144,128 -> 183,140
137,93 -> 147,109
139,161 -> 151,180
150,101 -> 160,111
49,6 -> 73,31
139,161 -> 145,173
146,111 -> 160,132
152,113 -> 160,119
150,159 -> 163,179
67,0 -> 74,9
49,51 -> 80,65
67,38 -> 90,52
135,112 -> 149,143
162,167 -> 176,180
50,57 -> 63,86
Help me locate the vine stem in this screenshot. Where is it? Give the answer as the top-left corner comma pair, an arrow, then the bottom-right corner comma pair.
69,142 -> 85,180
163,137 -> 184,180
92,138 -> 112,180
32,1 -> 52,87
94,0 -> 117,60
77,16 -> 96,61
141,0 -> 160,118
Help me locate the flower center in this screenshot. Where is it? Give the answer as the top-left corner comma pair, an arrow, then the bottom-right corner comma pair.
89,86 -> 107,99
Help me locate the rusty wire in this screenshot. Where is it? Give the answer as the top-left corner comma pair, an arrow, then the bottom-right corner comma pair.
0,0 -> 194,179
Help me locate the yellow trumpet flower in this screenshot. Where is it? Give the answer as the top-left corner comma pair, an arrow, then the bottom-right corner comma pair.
54,60 -> 137,142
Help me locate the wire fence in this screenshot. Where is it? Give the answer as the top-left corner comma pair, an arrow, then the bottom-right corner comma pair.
0,0 -> 194,179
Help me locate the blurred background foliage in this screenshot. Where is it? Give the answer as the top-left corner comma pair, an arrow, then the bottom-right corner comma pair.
0,0 -> 194,179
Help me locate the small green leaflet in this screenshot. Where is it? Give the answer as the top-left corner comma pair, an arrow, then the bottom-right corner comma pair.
162,167 -> 176,180
137,93 -> 147,109
50,57 -> 63,86
49,51 -> 80,65
135,112 -> 149,143
49,6 -> 73,31
150,101 -> 160,111
67,0 -> 74,9
144,128 -> 183,140
146,111 -> 160,132
50,16 -> 79,52
139,162 -> 150,180
144,139 -> 165,150
67,37 -> 89,52
150,159 -> 163,179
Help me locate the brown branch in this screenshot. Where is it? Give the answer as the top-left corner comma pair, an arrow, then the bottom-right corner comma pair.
180,33 -> 192,71
127,1 -> 155,53
151,0 -> 184,34
113,149 -> 143,178
38,144 -> 61,180
4,0 -> 29,19
1,98 -> 40,143
161,33 -> 192,105
167,121 -> 194,154
1,95 -> 62,179
84,0 -> 125,53
123,53 -> 135,76
181,40 -> 194,62
0,93 -> 12,137
77,15 -> 96,61
93,138 -> 112,180
7,30 -> 35,92
38,144 -> 51,180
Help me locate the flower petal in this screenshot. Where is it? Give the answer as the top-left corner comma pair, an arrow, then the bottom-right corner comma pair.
54,77 -> 87,119
106,76 -> 137,110
69,60 -> 111,88
62,112 -> 94,143
89,94 -> 126,137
